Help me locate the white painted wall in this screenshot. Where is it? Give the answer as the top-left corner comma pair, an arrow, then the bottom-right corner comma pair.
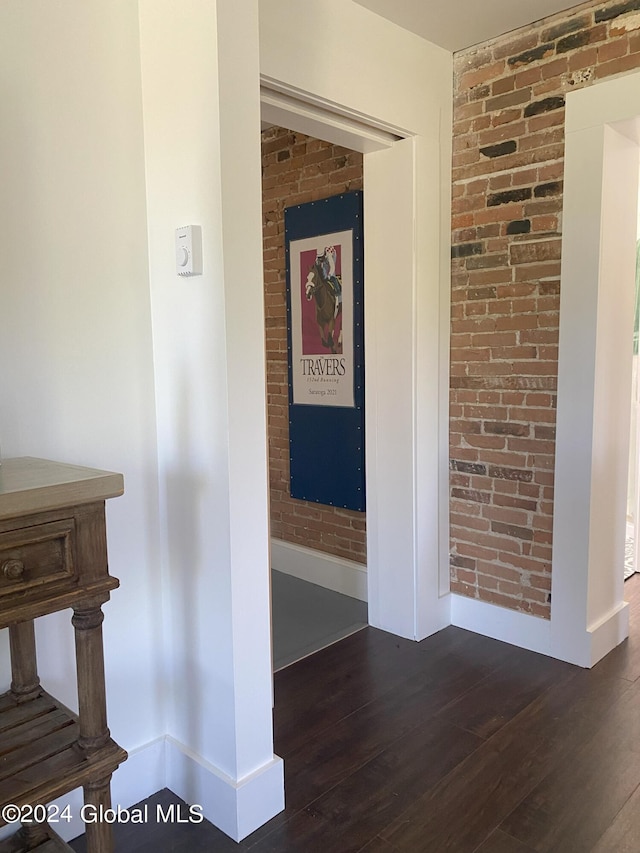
0,0 -> 282,842
0,0 -> 163,761
138,0 -> 283,840
0,2 -> 168,839
260,0 -> 453,640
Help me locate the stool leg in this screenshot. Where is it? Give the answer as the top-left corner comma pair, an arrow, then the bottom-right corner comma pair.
72,604 -> 110,751
73,604 -> 115,853
9,620 -> 41,703
83,775 -> 114,853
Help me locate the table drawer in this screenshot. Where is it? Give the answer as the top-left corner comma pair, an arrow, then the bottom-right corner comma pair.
0,519 -> 76,597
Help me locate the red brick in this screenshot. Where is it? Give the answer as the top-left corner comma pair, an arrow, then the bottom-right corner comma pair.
598,36 -> 629,63
473,116 -> 494,133
492,76 -> 516,95
519,128 -> 565,152
459,59 -> 507,90
595,51 -> 640,78
569,46 -> 599,71
509,239 -> 562,265
458,47 -> 494,72
485,89 -> 533,112
515,67 -> 543,88
492,32 -> 539,61
479,122 -> 527,145
540,57 -> 569,80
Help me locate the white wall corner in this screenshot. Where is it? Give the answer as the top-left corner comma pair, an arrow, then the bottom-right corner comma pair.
271,538 -> 367,601
165,736 -> 284,842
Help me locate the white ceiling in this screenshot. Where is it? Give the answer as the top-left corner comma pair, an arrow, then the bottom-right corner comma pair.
353,0 -> 584,52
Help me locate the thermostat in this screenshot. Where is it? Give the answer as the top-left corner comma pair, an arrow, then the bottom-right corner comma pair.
175,225 -> 202,276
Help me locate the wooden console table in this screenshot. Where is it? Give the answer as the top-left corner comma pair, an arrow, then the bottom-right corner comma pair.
0,458 -> 127,853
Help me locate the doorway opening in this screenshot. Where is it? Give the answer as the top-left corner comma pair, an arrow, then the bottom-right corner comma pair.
260,124 -> 368,669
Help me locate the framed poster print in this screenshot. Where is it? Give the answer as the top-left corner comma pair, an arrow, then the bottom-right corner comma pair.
284,192 -> 365,511
289,231 -> 354,407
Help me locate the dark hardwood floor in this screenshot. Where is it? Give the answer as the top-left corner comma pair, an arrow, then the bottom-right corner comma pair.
71,575 -> 640,852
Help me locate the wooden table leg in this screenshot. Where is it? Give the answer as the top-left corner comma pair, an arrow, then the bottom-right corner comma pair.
8,620 -> 41,703
84,775 -> 114,853
72,604 -> 110,751
73,604 -> 114,853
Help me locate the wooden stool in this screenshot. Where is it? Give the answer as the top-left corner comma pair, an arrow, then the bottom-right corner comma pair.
0,458 -> 127,853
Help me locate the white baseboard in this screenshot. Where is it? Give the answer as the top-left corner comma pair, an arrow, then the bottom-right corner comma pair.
451,593 -> 630,667
587,600 -> 630,667
271,538 -> 367,602
166,736 -> 284,842
451,593 -> 554,659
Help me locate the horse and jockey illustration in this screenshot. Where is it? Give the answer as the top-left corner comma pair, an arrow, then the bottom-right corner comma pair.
304,245 -> 343,354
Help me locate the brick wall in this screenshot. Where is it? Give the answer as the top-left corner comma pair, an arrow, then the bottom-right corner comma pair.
261,126 -> 366,564
450,0 -> 640,618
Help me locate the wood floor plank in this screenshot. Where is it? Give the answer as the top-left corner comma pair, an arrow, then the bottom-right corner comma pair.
277,644 -> 498,813
499,679 -> 640,851
356,837 -> 401,852
274,625 -> 518,758
474,828 -> 536,852
434,646 -> 575,739
590,781 -> 640,853
380,667 -> 630,852
249,718 -> 482,853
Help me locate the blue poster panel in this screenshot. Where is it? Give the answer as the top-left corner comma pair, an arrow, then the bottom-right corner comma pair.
285,191 -> 365,511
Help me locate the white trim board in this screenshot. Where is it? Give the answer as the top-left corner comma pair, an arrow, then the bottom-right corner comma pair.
166,737 -> 284,843
271,538 -> 367,602
451,593 -> 630,668
450,594 -> 552,659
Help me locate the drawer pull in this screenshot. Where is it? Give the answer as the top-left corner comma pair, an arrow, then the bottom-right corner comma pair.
2,559 -> 25,580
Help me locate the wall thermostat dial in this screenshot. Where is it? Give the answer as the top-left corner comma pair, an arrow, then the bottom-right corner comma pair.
175,225 -> 202,276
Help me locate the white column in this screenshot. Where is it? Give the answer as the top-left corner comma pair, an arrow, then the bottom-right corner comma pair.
139,0 -> 283,840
